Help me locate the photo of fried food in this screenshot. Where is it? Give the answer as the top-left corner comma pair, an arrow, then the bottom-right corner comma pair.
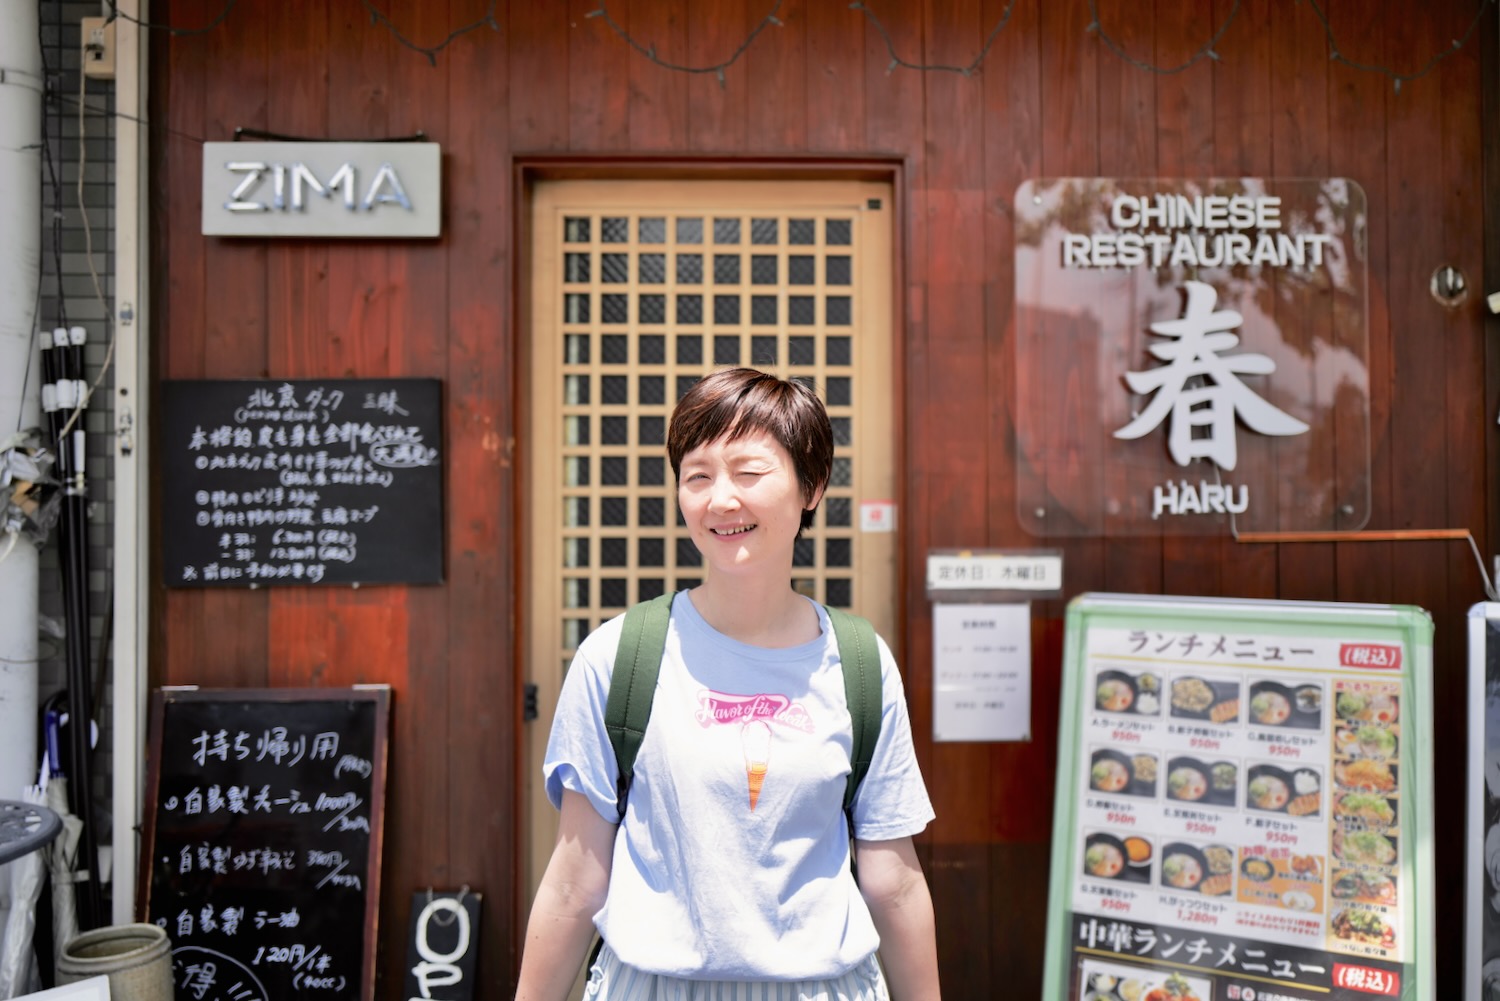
1287,792 -> 1321,817
1209,699 -> 1240,724
1336,758 -> 1396,792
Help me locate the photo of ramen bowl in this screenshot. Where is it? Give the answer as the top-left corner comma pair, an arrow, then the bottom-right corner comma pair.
1336,690 -> 1399,725
1160,842 -> 1209,892
1246,764 -> 1294,812
1248,680 -> 1297,726
1084,833 -> 1130,880
1095,670 -> 1138,714
1090,748 -> 1144,796
1169,676 -> 1238,723
1353,724 -> 1398,761
1334,828 -> 1398,866
1334,791 -> 1396,828
1240,856 -> 1275,883
1164,757 -> 1210,802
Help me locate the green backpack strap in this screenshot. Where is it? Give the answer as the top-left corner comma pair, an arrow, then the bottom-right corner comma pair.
605,591 -> 676,821
825,605 -> 882,817
606,594 -> 882,827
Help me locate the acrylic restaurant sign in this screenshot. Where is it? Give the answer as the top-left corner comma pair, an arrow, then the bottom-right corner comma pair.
1042,593 -> 1433,1001
201,141 -> 441,238
1012,179 -> 1370,536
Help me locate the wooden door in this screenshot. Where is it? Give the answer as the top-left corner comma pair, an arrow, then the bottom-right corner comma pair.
523,178 -> 899,927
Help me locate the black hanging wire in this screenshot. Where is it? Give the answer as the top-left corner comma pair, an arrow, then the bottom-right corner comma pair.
586,0 -> 785,87
853,0 -> 1018,77
1305,0 -> 1492,93
1087,0 -> 1242,75
356,0 -> 500,68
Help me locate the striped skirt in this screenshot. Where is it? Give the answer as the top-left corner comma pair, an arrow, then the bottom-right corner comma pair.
583,943 -> 890,1001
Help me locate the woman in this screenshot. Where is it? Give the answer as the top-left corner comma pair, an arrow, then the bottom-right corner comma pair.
516,368 -> 939,1000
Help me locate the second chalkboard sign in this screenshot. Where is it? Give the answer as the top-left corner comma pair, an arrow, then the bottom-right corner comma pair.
138,687 -> 390,1001
161,378 -> 444,586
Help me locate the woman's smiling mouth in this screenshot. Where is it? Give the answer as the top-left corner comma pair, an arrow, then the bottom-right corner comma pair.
712,525 -> 757,536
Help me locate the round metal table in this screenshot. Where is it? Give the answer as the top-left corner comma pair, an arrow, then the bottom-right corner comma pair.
0,799 -> 62,865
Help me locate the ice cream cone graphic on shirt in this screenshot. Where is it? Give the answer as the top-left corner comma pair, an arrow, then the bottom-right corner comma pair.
742,720 -> 772,811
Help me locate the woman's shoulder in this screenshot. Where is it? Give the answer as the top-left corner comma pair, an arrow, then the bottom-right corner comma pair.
569,611 -> 630,683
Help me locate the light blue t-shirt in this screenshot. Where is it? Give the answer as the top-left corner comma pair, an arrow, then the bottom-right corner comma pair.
544,591 -> 935,981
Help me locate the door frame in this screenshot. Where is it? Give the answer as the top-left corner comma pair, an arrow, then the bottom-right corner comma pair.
507,155 -> 912,955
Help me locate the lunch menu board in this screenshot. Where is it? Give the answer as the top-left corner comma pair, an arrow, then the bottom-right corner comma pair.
139,687 -> 390,1001
1466,603 -> 1500,1001
1043,594 -> 1433,1001
162,378 -> 443,587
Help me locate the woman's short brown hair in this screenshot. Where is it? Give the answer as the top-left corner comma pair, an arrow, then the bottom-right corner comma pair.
667,368 -> 833,533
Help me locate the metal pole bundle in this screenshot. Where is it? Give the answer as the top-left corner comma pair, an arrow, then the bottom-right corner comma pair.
41,326 -> 101,933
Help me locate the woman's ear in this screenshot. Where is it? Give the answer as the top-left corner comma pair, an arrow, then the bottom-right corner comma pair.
804,481 -> 827,511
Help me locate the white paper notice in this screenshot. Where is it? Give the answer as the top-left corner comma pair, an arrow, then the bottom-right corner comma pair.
932,602 -> 1032,742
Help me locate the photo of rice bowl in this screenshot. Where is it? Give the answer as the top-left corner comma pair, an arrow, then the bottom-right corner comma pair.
1240,856 -> 1274,882
1331,905 -> 1395,950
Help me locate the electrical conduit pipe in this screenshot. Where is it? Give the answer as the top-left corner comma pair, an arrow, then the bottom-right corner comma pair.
0,0 -> 45,802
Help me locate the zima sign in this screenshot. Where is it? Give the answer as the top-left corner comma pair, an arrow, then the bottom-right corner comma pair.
1012,179 -> 1371,536
202,142 -> 442,238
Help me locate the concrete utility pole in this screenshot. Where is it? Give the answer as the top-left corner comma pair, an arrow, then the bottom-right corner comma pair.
0,0 -> 44,800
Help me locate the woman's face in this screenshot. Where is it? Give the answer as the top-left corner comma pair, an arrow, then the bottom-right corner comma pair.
677,429 -> 816,580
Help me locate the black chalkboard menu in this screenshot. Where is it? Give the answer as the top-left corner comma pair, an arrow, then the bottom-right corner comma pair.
162,378 -> 443,586
138,687 -> 390,1001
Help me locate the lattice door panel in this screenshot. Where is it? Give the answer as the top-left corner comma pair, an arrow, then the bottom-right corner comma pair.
526,179 -> 896,905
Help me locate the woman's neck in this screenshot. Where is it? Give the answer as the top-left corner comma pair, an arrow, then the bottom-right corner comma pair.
687,575 -> 821,648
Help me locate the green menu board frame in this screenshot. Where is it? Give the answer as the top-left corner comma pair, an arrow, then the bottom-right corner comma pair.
1043,593 -> 1433,1001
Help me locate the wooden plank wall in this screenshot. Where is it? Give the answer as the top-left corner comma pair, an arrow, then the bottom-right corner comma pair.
149,1 -> 1492,996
